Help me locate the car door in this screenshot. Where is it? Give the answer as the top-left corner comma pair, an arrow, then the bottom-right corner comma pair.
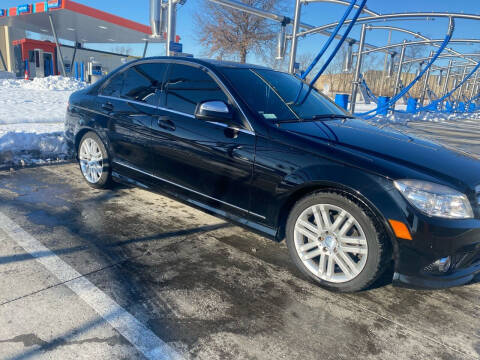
99,62 -> 168,175
150,62 -> 256,219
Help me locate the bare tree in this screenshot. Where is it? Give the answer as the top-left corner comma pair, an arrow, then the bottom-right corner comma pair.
194,0 -> 282,63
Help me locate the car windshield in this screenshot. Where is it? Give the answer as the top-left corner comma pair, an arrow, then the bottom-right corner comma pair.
221,67 -> 349,122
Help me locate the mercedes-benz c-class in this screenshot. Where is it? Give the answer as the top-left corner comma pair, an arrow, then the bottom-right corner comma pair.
65,57 -> 480,292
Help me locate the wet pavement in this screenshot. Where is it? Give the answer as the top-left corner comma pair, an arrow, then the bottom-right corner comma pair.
3,117 -> 480,359
0,161 -> 478,360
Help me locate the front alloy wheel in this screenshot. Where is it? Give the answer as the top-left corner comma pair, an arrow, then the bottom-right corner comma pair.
286,192 -> 388,292
294,204 -> 368,283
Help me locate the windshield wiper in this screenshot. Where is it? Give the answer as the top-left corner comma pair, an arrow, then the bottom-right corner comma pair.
310,114 -> 354,120
275,114 -> 354,124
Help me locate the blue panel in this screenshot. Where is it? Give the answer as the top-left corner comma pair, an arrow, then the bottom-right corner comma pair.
407,98 -> 418,113
74,62 -> 79,80
17,4 -> 31,14
335,94 -> 349,110
377,96 -> 390,115
445,101 -> 454,113
425,100 -> 439,111
169,42 -> 183,53
81,63 -> 85,82
0,9 -> 6,17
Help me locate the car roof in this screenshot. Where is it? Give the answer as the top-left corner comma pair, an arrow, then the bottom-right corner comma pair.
137,56 -> 271,70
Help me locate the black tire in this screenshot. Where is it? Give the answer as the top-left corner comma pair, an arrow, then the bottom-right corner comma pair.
286,191 -> 389,292
77,131 -> 112,189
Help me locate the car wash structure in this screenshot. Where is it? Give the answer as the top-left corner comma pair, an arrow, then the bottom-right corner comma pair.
0,0 -> 165,82
163,0 -> 480,116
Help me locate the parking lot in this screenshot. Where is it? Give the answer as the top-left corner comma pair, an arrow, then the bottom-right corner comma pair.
0,118 -> 479,360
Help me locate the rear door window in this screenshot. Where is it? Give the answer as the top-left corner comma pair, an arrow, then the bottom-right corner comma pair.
101,72 -> 125,98
121,63 -> 168,106
165,64 -> 228,115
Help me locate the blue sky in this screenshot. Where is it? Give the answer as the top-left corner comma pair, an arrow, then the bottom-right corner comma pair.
3,0 -> 480,68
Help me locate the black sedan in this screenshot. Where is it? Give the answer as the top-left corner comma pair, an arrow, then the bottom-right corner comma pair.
65,57 -> 480,292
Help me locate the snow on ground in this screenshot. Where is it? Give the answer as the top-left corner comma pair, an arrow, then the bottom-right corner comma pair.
0,76 -> 86,167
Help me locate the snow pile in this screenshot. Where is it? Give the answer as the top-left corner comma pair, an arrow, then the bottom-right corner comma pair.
0,76 -> 86,91
0,76 -> 87,167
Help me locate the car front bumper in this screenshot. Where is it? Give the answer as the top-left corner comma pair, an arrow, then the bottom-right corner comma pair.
392,216 -> 480,289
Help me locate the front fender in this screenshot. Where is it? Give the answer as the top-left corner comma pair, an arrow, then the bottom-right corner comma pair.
276,164 -> 411,264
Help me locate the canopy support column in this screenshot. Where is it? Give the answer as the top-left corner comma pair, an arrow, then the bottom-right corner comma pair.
70,43 -> 80,75
48,13 -> 66,76
143,41 -> 149,58
0,48 -> 7,71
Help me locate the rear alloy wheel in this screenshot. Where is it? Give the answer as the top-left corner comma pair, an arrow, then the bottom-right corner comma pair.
78,132 -> 112,189
286,192 -> 388,292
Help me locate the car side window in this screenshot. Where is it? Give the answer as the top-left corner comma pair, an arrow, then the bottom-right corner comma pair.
165,64 -> 228,115
121,63 -> 168,106
101,72 -> 125,97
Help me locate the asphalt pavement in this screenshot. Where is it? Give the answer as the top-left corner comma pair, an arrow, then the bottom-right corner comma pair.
0,119 -> 479,359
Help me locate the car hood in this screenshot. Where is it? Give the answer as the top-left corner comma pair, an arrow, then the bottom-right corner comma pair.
279,118 -> 480,189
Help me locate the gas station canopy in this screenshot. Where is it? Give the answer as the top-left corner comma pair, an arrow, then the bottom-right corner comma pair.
0,0 -> 159,43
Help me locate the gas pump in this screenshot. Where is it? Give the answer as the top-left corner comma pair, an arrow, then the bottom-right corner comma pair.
87,59 -> 103,83
33,49 -> 44,77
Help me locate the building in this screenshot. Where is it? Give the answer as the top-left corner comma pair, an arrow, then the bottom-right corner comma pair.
0,0 -> 162,81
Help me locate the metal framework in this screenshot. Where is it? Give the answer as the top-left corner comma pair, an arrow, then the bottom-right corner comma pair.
162,0 -> 480,115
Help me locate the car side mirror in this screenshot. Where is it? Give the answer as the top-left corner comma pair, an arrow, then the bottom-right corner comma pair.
195,101 -> 234,125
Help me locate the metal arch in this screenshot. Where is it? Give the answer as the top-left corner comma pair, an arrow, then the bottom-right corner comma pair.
300,0 -> 380,17
297,3 -> 479,68
366,25 -> 432,41
208,0 -> 288,23
402,54 -> 480,65
357,39 -> 480,56
354,17 -> 455,116
364,25 -> 479,66
208,0 -> 396,64
297,12 -> 480,38
294,3 -> 480,74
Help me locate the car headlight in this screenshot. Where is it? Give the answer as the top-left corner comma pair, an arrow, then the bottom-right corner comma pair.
393,180 -> 474,219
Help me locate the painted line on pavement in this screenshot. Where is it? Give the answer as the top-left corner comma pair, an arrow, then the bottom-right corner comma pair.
0,212 -> 183,360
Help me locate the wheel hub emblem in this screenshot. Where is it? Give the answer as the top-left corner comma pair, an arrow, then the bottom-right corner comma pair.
324,235 -> 338,251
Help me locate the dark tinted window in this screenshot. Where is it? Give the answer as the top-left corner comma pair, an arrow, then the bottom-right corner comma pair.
101,72 -> 125,97
165,64 -> 228,115
256,69 -> 346,119
221,68 -> 293,122
221,68 -> 347,122
121,63 -> 167,106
